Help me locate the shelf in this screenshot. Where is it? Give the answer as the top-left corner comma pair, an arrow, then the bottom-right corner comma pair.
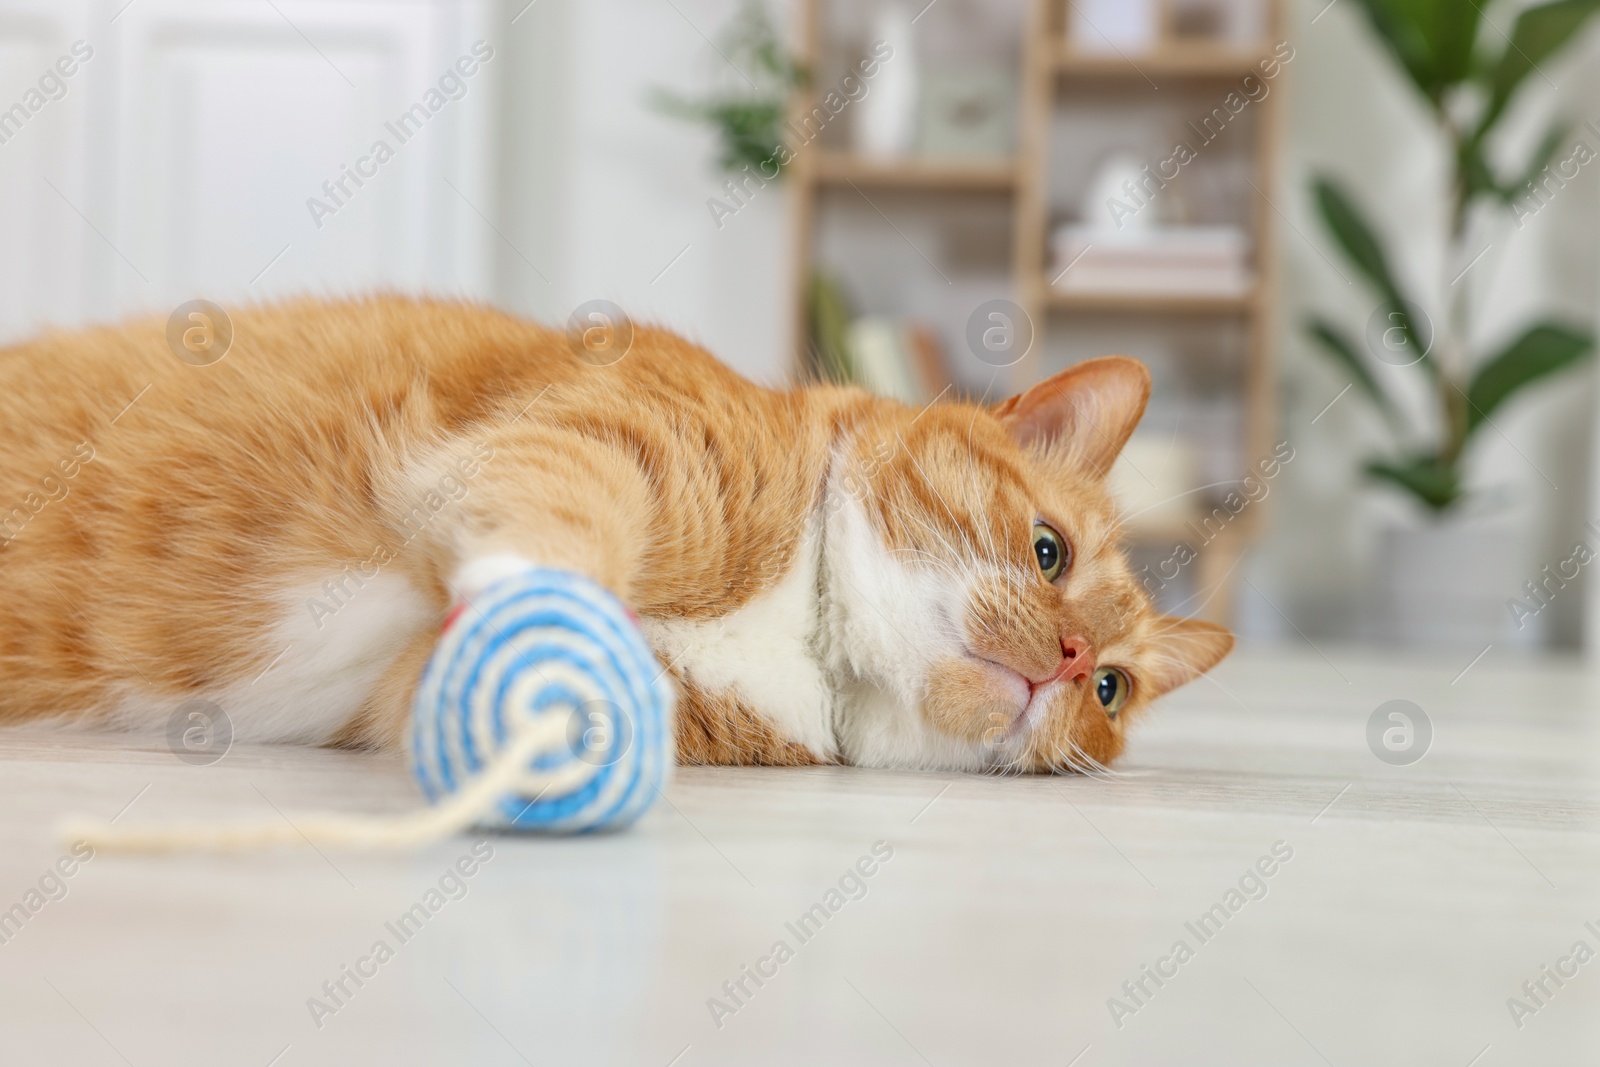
811,153 -> 1018,192
789,0 -> 1285,625
1052,43 -> 1273,78
1044,287 -> 1256,314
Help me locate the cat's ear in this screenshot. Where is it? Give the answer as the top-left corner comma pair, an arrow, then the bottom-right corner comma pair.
992,356 -> 1150,477
1142,615 -> 1234,696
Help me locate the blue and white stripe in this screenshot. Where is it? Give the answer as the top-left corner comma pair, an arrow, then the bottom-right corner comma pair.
410,568 -> 673,833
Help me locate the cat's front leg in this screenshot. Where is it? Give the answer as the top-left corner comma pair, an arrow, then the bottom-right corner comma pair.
408,419 -> 655,606
664,668 -> 824,767
360,418 -> 822,768
333,420 -> 661,752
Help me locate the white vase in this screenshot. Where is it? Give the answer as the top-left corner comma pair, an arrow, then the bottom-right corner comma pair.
1375,515 -> 1533,650
854,4 -> 919,159
1081,151 -> 1156,231
1069,0 -> 1158,53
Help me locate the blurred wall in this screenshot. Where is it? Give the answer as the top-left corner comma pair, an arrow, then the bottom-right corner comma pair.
0,0 -> 500,341
495,0 -> 796,385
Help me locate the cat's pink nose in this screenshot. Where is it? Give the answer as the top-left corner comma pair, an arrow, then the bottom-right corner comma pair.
1045,635 -> 1095,686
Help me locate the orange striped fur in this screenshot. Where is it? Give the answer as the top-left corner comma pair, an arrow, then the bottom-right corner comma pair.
0,297 -> 1230,771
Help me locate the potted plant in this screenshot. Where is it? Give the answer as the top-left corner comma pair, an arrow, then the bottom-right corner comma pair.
650,1 -> 806,177
1305,1 -> 1600,646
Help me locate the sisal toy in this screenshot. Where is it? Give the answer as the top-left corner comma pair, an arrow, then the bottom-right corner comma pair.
65,568 -> 674,851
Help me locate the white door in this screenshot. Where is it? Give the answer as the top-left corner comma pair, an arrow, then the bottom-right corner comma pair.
0,0 -> 495,344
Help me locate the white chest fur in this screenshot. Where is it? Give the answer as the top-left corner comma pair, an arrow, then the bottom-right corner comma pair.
639,476 -> 999,772
819,479 -> 1000,772
640,515 -> 838,760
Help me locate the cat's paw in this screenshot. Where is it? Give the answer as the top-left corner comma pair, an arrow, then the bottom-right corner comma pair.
452,552 -> 541,602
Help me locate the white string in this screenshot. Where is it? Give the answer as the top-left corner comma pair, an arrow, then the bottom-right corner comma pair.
59,713 -> 573,853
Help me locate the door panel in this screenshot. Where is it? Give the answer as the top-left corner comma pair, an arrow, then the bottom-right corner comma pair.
0,0 -> 493,343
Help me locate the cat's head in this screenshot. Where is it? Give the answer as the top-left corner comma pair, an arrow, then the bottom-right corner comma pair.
824,356 -> 1233,773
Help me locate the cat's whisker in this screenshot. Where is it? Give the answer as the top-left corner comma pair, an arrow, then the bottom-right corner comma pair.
903,509 -> 975,582
1038,726 -> 1123,780
886,547 -> 964,584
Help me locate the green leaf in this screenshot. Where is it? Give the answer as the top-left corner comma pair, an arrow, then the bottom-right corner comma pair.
1346,0 -> 1484,106
1312,177 -> 1434,375
1346,0 -> 1435,97
1313,177 -> 1399,294
1497,121 -> 1570,202
1305,317 -> 1404,432
807,273 -> 857,385
1464,323 -> 1594,435
1364,455 -> 1463,512
1421,0 -> 1483,86
648,0 -> 805,177
1480,1 -> 1600,138
1457,133 -> 1500,206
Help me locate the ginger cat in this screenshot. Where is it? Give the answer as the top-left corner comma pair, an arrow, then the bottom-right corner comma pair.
0,297 -> 1230,773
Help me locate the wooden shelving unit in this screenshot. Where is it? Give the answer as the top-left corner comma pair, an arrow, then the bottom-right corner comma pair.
812,152 -> 1020,191
788,0 -> 1284,622
1051,43 -> 1273,77
1043,289 -> 1256,314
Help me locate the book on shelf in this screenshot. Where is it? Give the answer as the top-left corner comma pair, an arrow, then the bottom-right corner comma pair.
1050,224 -> 1252,298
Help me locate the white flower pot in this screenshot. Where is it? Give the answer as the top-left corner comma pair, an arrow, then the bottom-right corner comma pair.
1375,515 -> 1533,650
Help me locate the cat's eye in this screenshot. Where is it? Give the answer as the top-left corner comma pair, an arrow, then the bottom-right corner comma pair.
1093,667 -> 1130,719
1032,523 -> 1068,581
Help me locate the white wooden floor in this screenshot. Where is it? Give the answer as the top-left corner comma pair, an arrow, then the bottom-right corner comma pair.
0,643 -> 1596,1066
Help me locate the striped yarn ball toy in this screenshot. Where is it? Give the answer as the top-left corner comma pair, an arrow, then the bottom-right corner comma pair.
411,567 -> 674,833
